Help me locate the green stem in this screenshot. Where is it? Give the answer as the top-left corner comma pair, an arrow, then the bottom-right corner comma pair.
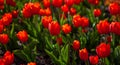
4,45 -> 7,51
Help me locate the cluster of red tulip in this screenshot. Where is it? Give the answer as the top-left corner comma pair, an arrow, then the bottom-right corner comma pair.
0,51 -> 14,65
0,0 -> 120,64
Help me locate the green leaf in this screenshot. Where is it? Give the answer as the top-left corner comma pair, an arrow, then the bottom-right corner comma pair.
13,50 -> 31,62
59,44 -> 69,64
45,49 -> 63,65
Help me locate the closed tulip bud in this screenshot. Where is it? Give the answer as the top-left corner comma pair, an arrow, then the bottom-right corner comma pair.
12,10 -> 18,18
48,21 -> 60,36
70,7 -> 76,15
93,9 -> 101,17
42,16 -> 52,28
3,51 -> 14,65
61,4 -> 69,13
16,30 -> 28,43
96,20 -> 110,34
45,8 -> 51,16
0,34 -> 9,44
56,37 -> 62,45
110,22 -> 120,35
109,2 -> 119,15
1,13 -> 12,26
96,43 -> 110,58
62,24 -> 72,34
72,14 -> 81,28
39,9 -> 45,16
79,48 -> 88,61
89,55 -> 99,65
43,0 -> 50,8
73,40 -> 80,50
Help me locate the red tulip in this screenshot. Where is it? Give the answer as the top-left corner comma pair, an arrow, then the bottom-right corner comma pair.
44,8 -> 51,16
88,0 -> 99,5
61,4 -> 69,13
89,55 -> 99,65
96,20 -> 110,34
62,24 -> 72,34
52,0 -> 63,7
64,0 -> 74,7
42,16 -> 52,28
73,40 -> 80,50
74,0 -> 83,5
0,34 -> 9,44
48,21 -> 60,36
0,59 -> 5,65
27,62 -> 36,65
72,14 -> 81,28
80,17 -> 89,28
3,51 -> 14,65
22,3 -> 33,18
0,5 -> 4,10
39,9 -> 45,16
31,2 -> 41,15
56,37 -> 62,45
0,0 -> 4,5
16,30 -> 28,43
110,22 -> 120,35
12,10 -> 18,18
96,43 -> 110,58
43,0 -> 50,8
79,48 -> 88,61
109,2 -> 119,15
1,13 -> 12,26
93,9 -> 101,17
70,7 -> 76,15
6,0 -> 16,6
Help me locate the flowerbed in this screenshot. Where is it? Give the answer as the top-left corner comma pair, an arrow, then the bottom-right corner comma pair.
0,0 -> 120,65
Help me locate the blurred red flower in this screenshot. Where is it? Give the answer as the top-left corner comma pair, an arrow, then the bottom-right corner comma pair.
3,51 -> 14,65
6,0 -> 16,6
16,30 -> 28,43
0,34 -> 9,44
96,20 -> 110,34
73,40 -> 80,50
48,21 -> 60,36
52,0 -> 63,7
93,9 -> 101,17
56,37 -> 62,45
64,0 -> 74,7
62,24 -> 72,34
110,22 -> 120,35
79,48 -> 88,61
42,16 -> 52,28
109,2 -> 119,15
61,4 -> 69,13
70,7 -> 76,15
96,43 -> 110,58
43,0 -> 50,8
88,0 -> 99,5
89,55 -> 99,65
1,13 -> 12,26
